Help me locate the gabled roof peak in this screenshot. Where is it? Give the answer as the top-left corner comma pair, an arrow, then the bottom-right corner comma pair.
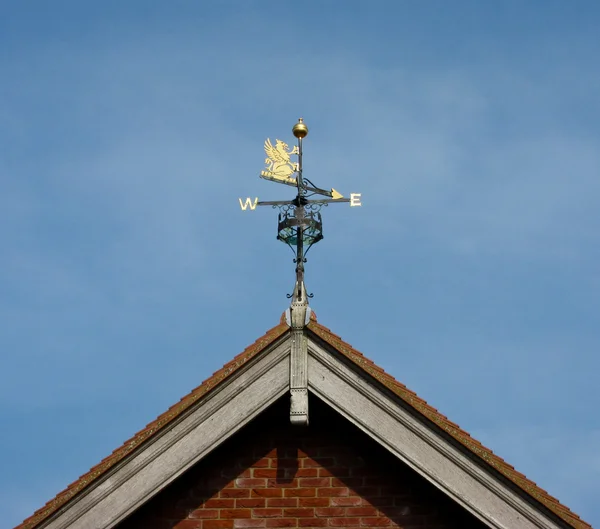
15,315 -> 591,529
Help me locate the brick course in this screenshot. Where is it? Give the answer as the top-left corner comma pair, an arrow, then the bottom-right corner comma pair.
118,397 -> 485,529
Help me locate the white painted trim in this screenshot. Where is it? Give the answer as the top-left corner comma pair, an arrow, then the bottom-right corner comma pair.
307,340 -> 567,529
41,340 -> 292,529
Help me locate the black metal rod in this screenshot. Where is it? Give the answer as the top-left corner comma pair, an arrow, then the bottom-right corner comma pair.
296,136 -> 304,299
297,137 -> 304,191
257,200 -> 294,206
304,198 -> 351,204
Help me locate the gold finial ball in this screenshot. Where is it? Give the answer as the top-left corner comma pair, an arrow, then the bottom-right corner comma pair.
292,118 -> 309,139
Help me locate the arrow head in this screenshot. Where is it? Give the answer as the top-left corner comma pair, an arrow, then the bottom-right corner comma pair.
331,188 -> 344,200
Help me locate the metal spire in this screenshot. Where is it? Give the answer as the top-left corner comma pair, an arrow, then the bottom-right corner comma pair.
238,119 -> 362,426
238,118 -> 362,317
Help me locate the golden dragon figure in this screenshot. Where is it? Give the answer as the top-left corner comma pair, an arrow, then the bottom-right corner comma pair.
260,138 -> 299,185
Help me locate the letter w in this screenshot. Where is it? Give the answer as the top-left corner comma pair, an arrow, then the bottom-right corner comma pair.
239,197 -> 258,211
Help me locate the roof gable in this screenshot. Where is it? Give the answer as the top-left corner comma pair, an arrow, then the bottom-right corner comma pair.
14,314 -> 591,529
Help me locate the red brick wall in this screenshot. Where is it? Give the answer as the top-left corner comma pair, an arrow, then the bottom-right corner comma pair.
118,396 -> 485,529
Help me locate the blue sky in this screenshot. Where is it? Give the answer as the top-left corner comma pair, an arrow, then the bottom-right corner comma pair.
1,1 -> 599,526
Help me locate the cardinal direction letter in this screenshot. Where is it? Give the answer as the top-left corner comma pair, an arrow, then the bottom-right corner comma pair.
239,197 -> 258,211
350,193 -> 362,207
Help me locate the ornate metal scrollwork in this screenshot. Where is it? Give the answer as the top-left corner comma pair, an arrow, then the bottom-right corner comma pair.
276,206 -> 323,252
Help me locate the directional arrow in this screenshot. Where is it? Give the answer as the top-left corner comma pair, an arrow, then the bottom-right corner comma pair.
260,172 -> 346,200
331,188 -> 344,200
303,184 -> 345,198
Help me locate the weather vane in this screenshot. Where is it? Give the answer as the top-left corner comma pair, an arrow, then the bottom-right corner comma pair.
239,118 -> 361,304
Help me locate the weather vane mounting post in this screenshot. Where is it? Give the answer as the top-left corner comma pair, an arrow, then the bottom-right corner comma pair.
238,118 -> 362,425
291,118 -> 308,304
